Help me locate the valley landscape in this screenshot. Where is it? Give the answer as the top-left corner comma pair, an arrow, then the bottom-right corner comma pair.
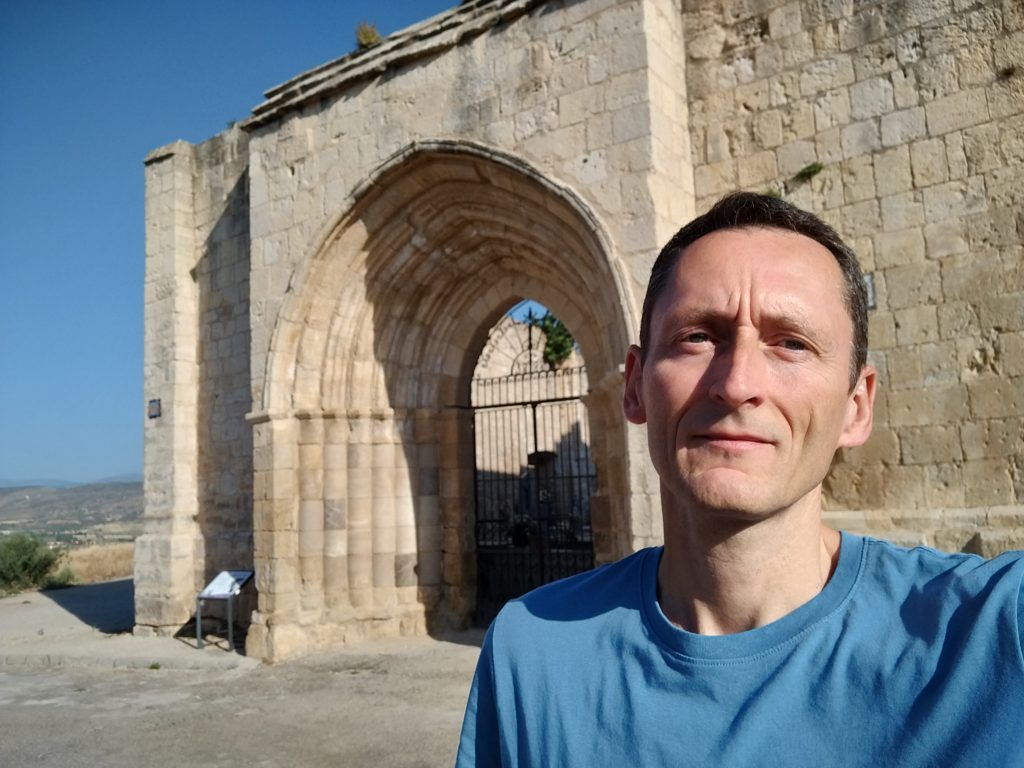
0,481 -> 142,545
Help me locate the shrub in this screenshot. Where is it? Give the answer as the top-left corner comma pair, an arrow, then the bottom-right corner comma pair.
355,21 -> 381,51
0,533 -> 63,593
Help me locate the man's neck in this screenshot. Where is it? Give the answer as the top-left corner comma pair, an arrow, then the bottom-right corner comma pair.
657,489 -> 841,636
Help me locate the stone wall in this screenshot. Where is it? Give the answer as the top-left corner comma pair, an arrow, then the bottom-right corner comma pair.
137,127 -> 254,634
192,130 -> 254,587
140,0 -> 1024,657
684,0 -> 1024,548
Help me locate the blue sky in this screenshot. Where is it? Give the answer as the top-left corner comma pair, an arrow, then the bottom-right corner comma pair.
0,1 -> 456,484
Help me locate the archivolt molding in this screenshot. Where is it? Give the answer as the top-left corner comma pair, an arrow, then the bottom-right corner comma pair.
260,140 -> 636,419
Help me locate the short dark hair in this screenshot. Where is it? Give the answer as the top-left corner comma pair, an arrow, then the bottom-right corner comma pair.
638,192 -> 869,391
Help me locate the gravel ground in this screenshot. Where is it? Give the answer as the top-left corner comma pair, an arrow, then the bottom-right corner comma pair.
0,632 -> 483,768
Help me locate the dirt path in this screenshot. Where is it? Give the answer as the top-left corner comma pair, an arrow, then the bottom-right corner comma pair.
0,632 -> 482,767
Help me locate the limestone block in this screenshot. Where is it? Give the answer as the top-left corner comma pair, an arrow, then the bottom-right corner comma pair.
839,199 -> 881,239
873,145 -> 913,197
924,88 -> 989,136
737,149 -> 774,187
777,139 -> 817,176
840,119 -> 880,158
769,2 -> 803,38
825,464 -> 884,510
990,65 -> 1024,116
815,127 -> 843,164
753,109 -> 784,149
899,425 -> 963,464
875,227 -> 926,269
882,465 -> 924,509
887,345 -> 922,390
919,340 -> 960,386
923,219 -> 968,259
961,417 -> 1024,460
1001,331 -> 1024,377
800,55 -> 855,96
962,458 -> 1016,505
980,292 -> 1024,333
893,306 -> 938,347
968,376 -> 1024,419
838,6 -> 887,51
924,463 -> 965,509
781,98 -> 817,140
841,426 -> 900,465
850,76 -> 894,120
869,311 -> 897,349
841,154 -> 876,202
755,42 -> 785,80
921,177 -> 987,221
688,160 -> 732,203
909,138 -> 950,187
813,87 -> 851,131
888,383 -> 969,427
783,31 -> 816,68
881,107 -> 926,147
960,123 -> 1003,175
884,261 -> 941,309
891,67 -> 919,110
940,249 -> 1012,304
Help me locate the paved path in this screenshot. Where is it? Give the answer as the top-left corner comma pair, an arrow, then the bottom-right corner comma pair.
0,582 -> 482,767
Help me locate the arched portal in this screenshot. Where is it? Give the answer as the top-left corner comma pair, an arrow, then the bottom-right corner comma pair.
248,141 -> 638,661
471,307 -> 597,625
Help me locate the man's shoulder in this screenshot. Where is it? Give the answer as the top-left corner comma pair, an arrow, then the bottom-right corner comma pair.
857,534 -> 1024,615
490,547 -> 657,639
861,534 -> 1024,582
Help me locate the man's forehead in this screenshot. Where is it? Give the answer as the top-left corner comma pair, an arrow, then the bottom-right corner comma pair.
653,227 -> 849,326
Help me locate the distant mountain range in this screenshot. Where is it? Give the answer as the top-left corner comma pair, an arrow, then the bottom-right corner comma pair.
0,481 -> 143,537
0,473 -> 143,489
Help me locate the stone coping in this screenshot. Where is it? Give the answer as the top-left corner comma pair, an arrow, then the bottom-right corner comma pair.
244,0 -> 546,129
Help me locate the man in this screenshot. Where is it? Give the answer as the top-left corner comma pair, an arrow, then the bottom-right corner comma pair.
456,192 -> 1024,767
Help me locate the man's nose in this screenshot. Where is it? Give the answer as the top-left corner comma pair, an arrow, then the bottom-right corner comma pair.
706,332 -> 766,408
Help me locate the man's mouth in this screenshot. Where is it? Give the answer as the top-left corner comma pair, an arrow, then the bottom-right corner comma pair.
691,432 -> 773,450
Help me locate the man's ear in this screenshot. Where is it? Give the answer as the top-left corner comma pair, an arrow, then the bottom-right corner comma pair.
623,344 -> 647,424
838,364 -> 876,448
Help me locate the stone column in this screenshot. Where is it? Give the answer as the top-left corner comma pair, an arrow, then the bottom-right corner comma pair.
246,415 -> 303,660
135,141 -> 204,635
323,415 -> 350,619
439,406 -> 476,623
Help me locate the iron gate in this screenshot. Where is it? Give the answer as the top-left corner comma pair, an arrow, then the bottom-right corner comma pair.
472,366 -> 596,625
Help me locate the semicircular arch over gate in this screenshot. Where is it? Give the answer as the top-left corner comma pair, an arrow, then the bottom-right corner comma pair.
248,141 -> 641,661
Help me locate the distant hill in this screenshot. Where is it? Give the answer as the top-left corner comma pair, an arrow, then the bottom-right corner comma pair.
0,482 -> 142,538
0,473 -> 142,489
0,478 -> 81,489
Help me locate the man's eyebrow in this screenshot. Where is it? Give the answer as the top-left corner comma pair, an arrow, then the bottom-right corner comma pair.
660,305 -> 835,346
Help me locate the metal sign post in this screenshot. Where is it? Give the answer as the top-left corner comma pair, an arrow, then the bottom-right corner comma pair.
196,570 -> 253,650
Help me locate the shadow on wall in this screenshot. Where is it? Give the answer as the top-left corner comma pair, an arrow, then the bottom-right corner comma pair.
194,163 -> 255,625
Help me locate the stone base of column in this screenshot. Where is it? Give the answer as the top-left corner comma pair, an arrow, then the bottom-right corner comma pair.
133,530 -> 203,635
245,603 -> 431,663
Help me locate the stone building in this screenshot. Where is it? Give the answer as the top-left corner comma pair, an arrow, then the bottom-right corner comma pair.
139,0 -> 1024,661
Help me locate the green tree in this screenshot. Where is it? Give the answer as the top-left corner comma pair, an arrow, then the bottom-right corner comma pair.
0,533 -> 64,593
533,311 -> 575,369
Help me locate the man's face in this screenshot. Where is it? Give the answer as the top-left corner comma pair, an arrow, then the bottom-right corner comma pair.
624,227 -> 875,520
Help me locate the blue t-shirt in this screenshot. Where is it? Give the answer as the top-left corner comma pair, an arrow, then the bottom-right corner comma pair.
456,533 -> 1024,767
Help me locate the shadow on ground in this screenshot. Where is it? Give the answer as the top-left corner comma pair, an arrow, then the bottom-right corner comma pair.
40,578 -> 133,633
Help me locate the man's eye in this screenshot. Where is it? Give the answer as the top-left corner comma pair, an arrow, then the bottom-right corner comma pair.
780,338 -> 808,351
684,332 -> 711,344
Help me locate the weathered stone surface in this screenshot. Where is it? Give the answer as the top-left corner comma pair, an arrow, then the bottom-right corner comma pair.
141,0 -> 1024,661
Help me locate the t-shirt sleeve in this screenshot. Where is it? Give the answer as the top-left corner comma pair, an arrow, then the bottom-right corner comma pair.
455,627 -> 502,768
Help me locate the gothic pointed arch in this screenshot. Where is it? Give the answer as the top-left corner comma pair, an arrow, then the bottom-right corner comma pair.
248,141 -> 640,660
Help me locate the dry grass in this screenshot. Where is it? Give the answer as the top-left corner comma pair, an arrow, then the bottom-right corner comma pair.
62,542 -> 134,584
